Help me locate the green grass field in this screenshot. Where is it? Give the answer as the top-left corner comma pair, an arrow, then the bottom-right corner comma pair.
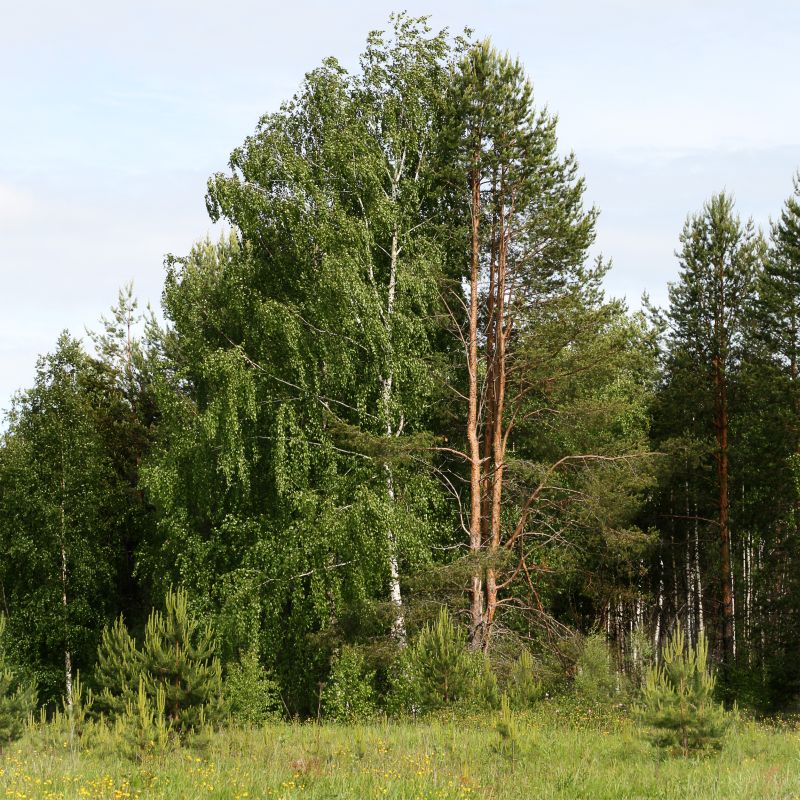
3,705 -> 800,800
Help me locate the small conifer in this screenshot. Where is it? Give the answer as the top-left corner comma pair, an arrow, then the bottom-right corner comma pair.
141,588 -> 223,731
638,625 -> 728,756
412,607 -> 471,709
94,588 -> 223,734
94,615 -> 142,716
508,650 -> 543,710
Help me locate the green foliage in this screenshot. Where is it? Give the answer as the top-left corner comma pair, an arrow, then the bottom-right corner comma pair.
224,649 -> 281,726
322,646 -> 376,723
0,335 -> 138,703
0,614 -> 37,748
94,588 -> 222,735
507,650 -> 544,710
122,677 -> 172,758
93,616 -> 142,717
639,625 -> 729,756
473,655 -> 500,711
625,629 -> 655,693
142,15 -> 461,711
9,13 -> 800,721
408,608 -> 472,711
140,588 -> 223,732
574,634 -> 620,703
494,693 -> 519,764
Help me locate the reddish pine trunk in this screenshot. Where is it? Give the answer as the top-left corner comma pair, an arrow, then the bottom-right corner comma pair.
467,160 -> 484,649
713,354 -> 735,665
485,193 -> 508,648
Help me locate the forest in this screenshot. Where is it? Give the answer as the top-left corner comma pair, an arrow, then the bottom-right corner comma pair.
2,15 -> 800,795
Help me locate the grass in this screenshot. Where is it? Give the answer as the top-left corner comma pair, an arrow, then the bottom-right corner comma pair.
2,702 -> 800,799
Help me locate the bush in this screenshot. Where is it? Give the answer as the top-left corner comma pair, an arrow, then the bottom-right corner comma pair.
495,693 -> 519,764
121,678 -> 172,759
473,655 -> 500,710
225,649 -> 281,726
385,607 -> 474,716
638,625 -> 729,756
625,628 -> 655,692
322,646 -> 376,723
0,614 -> 37,748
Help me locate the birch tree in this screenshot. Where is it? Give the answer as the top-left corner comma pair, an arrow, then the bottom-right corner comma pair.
143,17 -> 459,708
0,335 -> 125,704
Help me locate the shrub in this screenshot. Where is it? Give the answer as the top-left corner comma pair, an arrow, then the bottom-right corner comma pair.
121,678 -> 172,759
473,655 -> 500,710
322,646 -> 376,723
0,614 -> 37,748
495,693 -> 519,764
625,628 -> 655,692
638,625 -> 728,756
141,588 -> 224,732
225,649 -> 281,726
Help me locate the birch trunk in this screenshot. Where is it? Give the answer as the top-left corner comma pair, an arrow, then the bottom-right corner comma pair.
59,461 -> 73,716
381,220 -> 406,644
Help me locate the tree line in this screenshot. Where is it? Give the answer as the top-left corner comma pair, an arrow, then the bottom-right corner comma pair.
1,15 -> 799,716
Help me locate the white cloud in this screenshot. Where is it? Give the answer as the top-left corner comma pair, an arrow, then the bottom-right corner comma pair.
0,183 -> 34,223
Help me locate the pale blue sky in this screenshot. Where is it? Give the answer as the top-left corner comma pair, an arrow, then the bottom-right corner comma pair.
2,0 -> 799,413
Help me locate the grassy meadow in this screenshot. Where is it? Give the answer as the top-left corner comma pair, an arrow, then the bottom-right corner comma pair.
3,704 -> 800,800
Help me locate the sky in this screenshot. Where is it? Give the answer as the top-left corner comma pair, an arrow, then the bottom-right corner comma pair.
2,0 -> 799,416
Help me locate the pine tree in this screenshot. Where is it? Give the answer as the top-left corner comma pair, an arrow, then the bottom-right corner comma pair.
140,588 -> 223,732
750,171 -> 800,703
762,172 -> 800,386
93,589 -> 223,733
93,615 -> 142,716
442,41 -> 651,653
507,650 -> 543,710
0,615 -> 37,748
410,607 -> 471,709
639,625 -> 728,756
663,193 -> 763,672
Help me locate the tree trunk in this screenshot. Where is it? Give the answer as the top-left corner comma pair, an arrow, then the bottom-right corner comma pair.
467,159 -> 484,649
694,507 -> 704,638
713,354 -> 735,666
485,191 -> 508,649
382,222 -> 406,645
60,473 -> 73,716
